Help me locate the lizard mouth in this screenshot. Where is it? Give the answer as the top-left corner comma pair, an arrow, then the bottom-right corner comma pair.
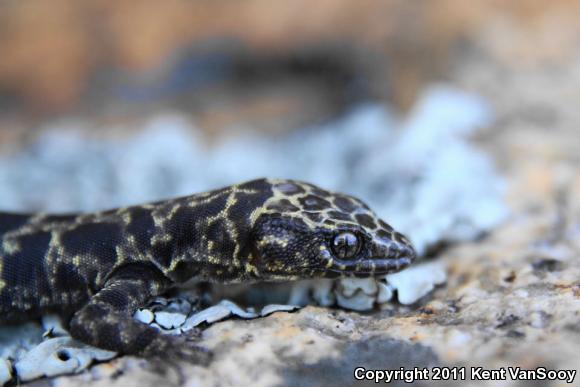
326,256 -> 414,277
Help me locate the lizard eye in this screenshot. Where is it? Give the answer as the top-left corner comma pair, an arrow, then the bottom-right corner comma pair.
332,232 -> 360,259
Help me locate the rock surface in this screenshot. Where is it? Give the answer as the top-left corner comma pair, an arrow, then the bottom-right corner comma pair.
51,37 -> 580,387
2,10 -> 580,385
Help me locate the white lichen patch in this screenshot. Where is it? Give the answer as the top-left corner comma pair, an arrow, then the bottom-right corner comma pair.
260,304 -> 300,316
133,309 -> 154,325
338,278 -> 379,297
143,300 -> 301,335
290,261 -> 447,311
385,261 -> 447,305
376,282 -> 394,304
0,320 -> 116,385
13,337 -> 115,381
154,311 -> 186,329
288,278 -> 335,307
335,288 -> 376,311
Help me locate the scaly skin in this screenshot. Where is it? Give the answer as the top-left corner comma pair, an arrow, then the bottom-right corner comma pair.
0,178 -> 416,363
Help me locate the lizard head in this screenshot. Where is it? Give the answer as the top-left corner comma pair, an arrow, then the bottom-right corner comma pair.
250,180 -> 416,281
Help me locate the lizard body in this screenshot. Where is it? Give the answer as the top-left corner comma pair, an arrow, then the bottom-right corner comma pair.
0,178 -> 416,362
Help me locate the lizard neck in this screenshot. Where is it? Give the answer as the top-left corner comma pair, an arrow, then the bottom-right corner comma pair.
145,180 -> 273,284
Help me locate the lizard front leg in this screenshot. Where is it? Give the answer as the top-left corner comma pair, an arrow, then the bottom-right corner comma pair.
68,264 -> 211,364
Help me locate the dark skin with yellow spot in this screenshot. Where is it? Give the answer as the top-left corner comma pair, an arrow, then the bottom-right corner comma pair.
0,178 -> 416,363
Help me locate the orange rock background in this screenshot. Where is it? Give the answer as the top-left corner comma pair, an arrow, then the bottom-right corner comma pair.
2,0 -> 578,117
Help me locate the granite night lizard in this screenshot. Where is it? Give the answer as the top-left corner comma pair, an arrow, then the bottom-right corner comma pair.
0,178 -> 416,363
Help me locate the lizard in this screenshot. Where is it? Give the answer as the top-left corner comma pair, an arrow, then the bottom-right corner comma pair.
0,178 -> 416,364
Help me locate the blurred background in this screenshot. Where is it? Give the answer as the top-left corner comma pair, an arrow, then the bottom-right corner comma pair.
0,1 -> 578,128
